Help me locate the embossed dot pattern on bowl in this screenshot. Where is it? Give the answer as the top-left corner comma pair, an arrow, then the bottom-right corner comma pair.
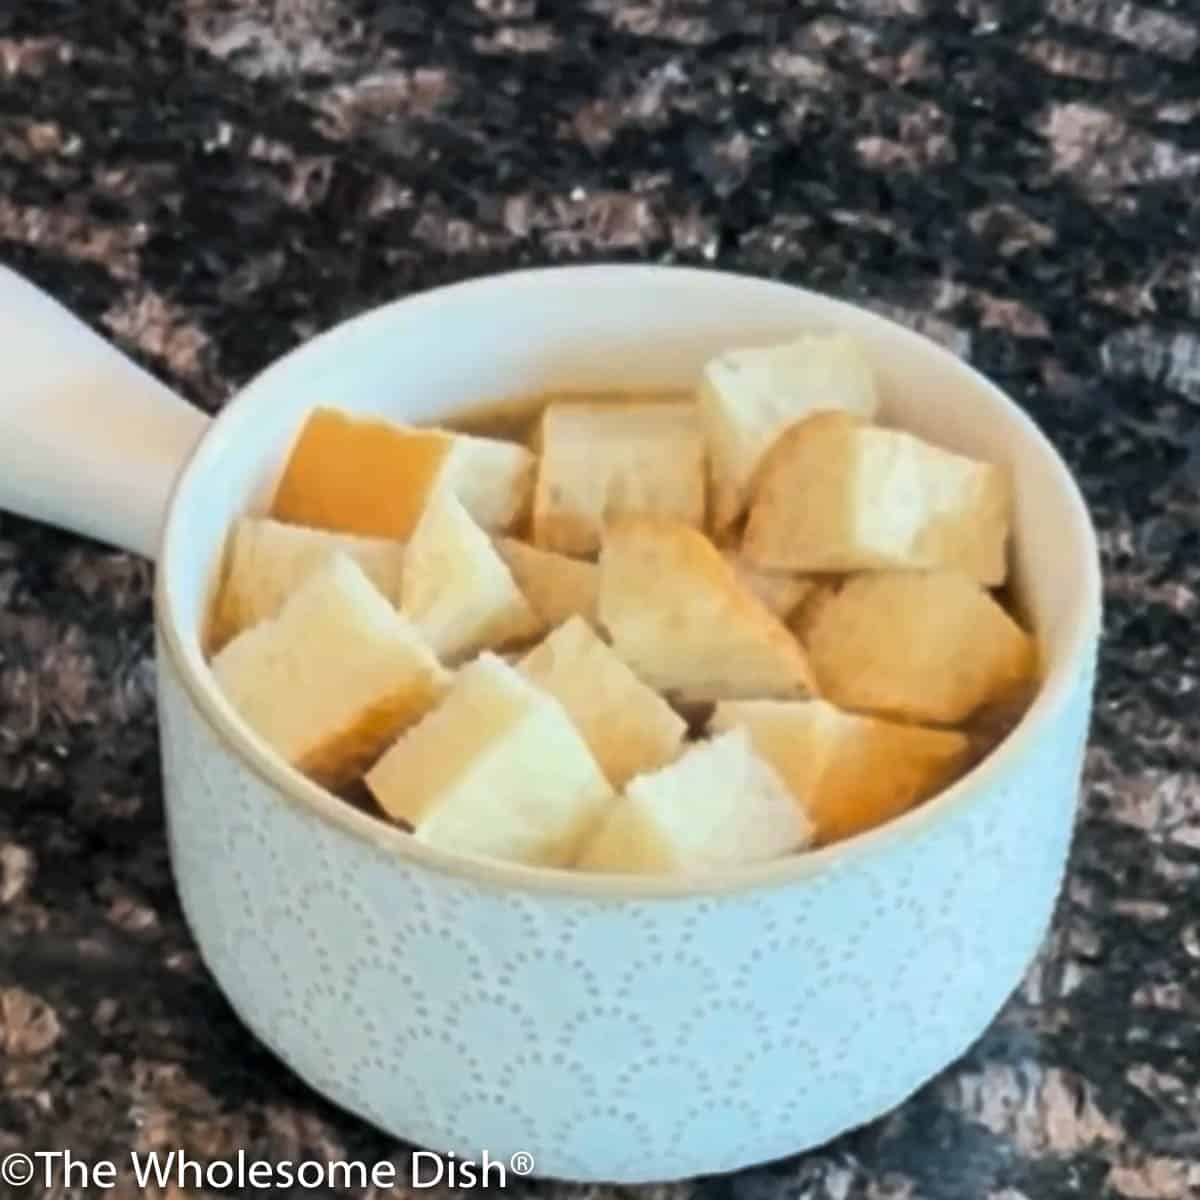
156,635 -> 1095,1183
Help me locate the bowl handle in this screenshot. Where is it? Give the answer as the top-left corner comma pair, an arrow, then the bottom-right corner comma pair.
0,265 -> 212,561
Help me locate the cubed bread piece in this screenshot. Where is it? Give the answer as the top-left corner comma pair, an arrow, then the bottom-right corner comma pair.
575,727 -> 813,873
699,332 -> 879,531
787,578 -> 843,643
805,570 -> 1037,725
517,616 -> 687,788
597,516 -> 818,703
270,407 -> 534,540
365,653 -> 615,867
210,516 -> 406,650
532,402 -> 706,555
743,411 -> 1011,586
400,491 -> 542,662
496,537 -> 599,628
722,551 -> 818,620
709,699 -> 969,845
210,552 -> 451,788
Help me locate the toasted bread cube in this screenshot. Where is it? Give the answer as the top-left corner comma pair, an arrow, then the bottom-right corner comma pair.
787,578 -> 842,643
496,537 -> 599,628
699,332 -> 879,531
270,407 -> 534,540
517,616 -> 687,788
532,402 -> 706,555
743,412 -> 1011,586
806,570 -> 1037,725
210,553 -> 451,788
400,491 -> 542,662
722,551 -> 818,621
709,699 -> 970,845
210,516 -> 406,650
597,516 -> 818,703
575,727 -> 813,873
365,653 -> 615,867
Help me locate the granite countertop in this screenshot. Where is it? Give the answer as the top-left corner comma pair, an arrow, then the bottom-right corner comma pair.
1,1 -> 1198,1197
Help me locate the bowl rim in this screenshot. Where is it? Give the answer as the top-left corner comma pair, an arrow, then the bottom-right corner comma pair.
155,262 -> 1103,899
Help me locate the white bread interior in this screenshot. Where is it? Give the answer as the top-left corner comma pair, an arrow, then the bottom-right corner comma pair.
804,569 -> 1037,725
517,616 -> 687,788
438,433 -> 537,532
742,411 -> 1010,585
698,332 -> 879,531
597,516 -> 818,703
400,490 -> 542,662
211,515 -> 405,650
575,726 -> 813,873
364,652 -> 615,867
532,402 -> 706,555
709,698 -> 970,845
209,552 -> 451,788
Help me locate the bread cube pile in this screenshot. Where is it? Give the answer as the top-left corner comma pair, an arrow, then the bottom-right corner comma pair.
205,331 -> 1037,875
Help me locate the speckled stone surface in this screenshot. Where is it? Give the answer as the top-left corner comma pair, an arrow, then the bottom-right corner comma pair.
1,2 -> 1198,1198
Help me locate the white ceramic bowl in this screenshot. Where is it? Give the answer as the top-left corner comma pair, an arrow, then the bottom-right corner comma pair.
0,264 -> 1102,1183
